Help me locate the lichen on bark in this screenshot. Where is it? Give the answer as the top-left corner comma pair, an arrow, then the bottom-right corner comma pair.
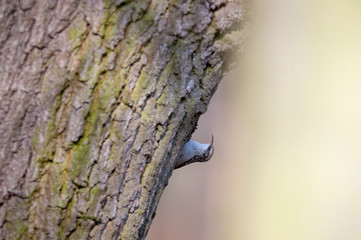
0,0 -> 245,239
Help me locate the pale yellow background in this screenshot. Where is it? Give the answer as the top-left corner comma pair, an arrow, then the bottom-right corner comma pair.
148,0 -> 361,239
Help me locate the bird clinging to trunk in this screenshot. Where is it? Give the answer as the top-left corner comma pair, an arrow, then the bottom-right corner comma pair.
174,135 -> 214,169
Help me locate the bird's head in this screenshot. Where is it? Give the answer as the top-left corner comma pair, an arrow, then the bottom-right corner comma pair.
199,135 -> 214,162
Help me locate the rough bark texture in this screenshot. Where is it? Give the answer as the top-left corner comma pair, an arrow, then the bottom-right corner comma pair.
0,0 -> 244,239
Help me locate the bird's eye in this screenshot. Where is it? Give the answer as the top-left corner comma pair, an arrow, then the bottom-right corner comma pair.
204,153 -> 209,158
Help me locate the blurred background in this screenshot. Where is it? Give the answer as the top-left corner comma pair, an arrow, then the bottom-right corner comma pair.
148,0 -> 361,239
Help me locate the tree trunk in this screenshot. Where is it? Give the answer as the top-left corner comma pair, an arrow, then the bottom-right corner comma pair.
0,0 -> 243,239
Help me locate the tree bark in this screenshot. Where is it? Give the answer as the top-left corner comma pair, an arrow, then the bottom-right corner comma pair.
0,0 -> 244,239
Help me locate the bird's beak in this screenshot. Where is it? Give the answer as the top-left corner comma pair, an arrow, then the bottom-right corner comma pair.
207,135 -> 214,160
208,135 -> 214,150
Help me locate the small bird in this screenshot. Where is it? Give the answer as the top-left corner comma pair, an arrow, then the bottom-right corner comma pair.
174,135 -> 214,169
